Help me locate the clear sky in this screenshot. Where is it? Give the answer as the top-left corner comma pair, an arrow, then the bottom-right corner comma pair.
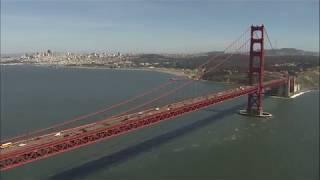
1,0 -> 319,54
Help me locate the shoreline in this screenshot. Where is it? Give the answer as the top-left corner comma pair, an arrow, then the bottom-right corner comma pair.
0,63 -> 192,78
69,65 -> 193,79
1,63 -> 318,92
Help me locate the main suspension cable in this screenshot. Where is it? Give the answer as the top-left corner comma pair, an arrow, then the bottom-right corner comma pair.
116,32 -> 252,116
1,80 -> 175,143
2,27 -> 251,143
204,38 -> 251,74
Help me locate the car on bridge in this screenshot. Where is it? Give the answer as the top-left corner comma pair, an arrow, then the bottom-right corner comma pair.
0,142 -> 13,149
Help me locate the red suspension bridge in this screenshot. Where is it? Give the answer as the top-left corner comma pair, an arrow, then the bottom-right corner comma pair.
0,25 -> 295,171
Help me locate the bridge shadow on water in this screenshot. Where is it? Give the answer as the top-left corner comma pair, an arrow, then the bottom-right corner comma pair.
49,103 -> 245,180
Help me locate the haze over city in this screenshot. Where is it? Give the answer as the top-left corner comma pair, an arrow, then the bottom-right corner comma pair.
1,0 -> 319,54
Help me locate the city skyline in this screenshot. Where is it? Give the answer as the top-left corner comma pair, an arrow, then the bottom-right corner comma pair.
1,0 -> 319,54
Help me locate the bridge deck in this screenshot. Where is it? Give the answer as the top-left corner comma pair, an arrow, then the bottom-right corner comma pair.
0,78 -> 287,170
0,85 -> 253,154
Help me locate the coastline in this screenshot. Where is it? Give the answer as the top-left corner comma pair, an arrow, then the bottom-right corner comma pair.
0,63 -> 191,78
69,66 -> 193,79
1,63 -> 318,93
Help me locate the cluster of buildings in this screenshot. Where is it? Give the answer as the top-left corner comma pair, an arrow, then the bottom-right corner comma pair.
19,50 -> 138,68
21,50 -> 53,59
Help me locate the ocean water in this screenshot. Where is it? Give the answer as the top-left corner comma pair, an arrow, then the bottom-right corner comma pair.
0,65 -> 318,180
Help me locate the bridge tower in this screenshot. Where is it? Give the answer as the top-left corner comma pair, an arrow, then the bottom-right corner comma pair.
240,25 -> 272,117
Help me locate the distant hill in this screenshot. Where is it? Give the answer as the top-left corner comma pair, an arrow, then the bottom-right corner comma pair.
203,51 -> 224,56
139,54 -> 165,59
264,48 -> 319,56
203,48 -> 319,57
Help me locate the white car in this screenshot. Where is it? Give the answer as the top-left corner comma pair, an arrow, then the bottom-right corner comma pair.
54,132 -> 62,137
0,142 -> 12,149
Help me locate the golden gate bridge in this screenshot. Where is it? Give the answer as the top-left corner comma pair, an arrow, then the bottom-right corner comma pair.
0,25 -> 296,171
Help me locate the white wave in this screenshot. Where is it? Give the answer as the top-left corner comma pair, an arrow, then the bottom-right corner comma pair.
290,90 -> 312,98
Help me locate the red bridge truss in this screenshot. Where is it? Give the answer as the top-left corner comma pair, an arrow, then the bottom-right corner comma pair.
0,25 -> 291,171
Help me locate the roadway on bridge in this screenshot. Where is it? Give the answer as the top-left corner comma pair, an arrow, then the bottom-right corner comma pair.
0,78 -> 287,171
